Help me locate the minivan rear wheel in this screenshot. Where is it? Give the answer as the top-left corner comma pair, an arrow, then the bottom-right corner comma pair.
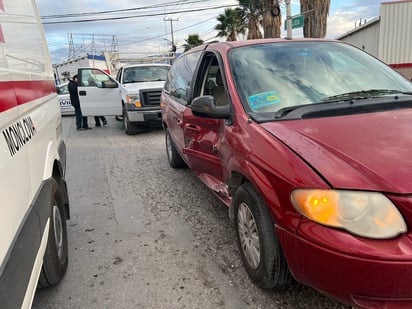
234,183 -> 292,289
165,128 -> 185,168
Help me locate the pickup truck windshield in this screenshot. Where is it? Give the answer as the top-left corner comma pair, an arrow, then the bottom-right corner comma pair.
229,41 -> 412,117
123,66 -> 169,84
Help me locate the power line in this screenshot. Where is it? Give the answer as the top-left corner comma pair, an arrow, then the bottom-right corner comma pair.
203,35 -> 219,43
41,0 -> 214,19
199,27 -> 216,38
176,0 -> 195,20
42,5 -> 237,24
119,16 -> 217,46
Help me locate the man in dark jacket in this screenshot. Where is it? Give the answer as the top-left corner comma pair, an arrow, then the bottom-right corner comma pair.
68,74 -> 91,130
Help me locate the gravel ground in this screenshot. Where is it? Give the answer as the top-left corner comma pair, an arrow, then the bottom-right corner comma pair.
32,116 -> 357,309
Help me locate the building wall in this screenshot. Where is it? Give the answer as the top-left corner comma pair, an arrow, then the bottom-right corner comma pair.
379,1 -> 412,66
54,57 -> 88,83
338,1 -> 412,79
338,21 -> 380,58
379,1 -> 412,79
86,56 -> 108,72
54,55 -> 108,84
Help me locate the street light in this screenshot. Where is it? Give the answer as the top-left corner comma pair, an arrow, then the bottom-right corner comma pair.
163,38 -> 176,53
163,38 -> 171,47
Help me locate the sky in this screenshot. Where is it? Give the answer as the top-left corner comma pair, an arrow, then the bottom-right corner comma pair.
36,0 -> 384,64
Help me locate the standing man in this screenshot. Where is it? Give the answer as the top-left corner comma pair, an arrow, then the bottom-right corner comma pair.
68,74 -> 91,130
94,115 -> 108,127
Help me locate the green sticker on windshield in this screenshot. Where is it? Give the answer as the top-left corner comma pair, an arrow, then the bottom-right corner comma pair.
248,91 -> 280,110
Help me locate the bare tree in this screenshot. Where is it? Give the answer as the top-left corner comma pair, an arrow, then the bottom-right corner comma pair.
300,0 -> 330,38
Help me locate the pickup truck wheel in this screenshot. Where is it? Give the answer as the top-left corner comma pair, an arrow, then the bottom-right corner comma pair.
166,128 -> 185,168
234,183 -> 292,289
123,108 -> 138,135
38,180 -> 68,287
115,115 -> 123,121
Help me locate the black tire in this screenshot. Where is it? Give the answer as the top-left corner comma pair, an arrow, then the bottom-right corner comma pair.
115,115 -> 123,121
165,128 -> 185,168
38,180 -> 68,287
123,107 -> 138,135
234,183 -> 292,289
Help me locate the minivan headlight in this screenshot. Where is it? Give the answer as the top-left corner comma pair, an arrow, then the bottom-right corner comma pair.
291,189 -> 407,239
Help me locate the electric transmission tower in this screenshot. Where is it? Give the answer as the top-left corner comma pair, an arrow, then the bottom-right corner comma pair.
67,33 -> 119,60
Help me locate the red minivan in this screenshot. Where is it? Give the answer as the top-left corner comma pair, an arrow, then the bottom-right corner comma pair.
160,39 -> 412,308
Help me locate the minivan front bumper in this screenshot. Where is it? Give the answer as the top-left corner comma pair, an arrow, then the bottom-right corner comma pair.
278,222 -> 412,308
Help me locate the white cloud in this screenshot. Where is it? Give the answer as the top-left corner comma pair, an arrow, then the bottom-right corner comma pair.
327,0 -> 381,38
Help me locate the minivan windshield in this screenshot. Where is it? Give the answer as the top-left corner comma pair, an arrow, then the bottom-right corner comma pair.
229,41 -> 412,116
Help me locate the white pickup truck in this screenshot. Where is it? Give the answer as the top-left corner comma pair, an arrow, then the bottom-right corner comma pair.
77,63 -> 170,135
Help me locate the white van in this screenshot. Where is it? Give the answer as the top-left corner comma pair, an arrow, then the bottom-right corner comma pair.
0,1 -> 70,308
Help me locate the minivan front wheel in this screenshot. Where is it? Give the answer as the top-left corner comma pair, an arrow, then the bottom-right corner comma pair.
234,183 -> 292,289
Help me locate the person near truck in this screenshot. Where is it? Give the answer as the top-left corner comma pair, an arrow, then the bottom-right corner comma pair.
68,74 -> 91,130
94,115 -> 107,127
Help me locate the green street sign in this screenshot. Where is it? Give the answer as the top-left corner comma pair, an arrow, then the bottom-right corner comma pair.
284,14 -> 304,30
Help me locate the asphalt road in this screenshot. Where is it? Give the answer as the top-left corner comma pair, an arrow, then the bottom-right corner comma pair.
32,116 -> 355,309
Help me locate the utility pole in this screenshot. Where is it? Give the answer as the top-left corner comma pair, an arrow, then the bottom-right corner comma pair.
285,0 -> 292,38
163,17 -> 179,51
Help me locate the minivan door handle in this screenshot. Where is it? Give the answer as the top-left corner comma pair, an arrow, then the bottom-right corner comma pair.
185,124 -> 200,133
79,90 -> 87,96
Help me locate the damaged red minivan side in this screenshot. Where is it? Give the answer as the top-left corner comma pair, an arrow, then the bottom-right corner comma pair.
161,39 -> 412,308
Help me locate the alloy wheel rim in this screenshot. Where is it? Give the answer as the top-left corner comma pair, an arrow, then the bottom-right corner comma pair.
53,204 -> 64,259
237,202 -> 260,269
166,132 -> 172,160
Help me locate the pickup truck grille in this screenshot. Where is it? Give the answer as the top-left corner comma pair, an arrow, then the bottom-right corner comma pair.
140,88 -> 162,106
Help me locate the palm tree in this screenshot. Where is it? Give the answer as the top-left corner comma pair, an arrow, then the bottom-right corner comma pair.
215,8 -> 246,41
182,34 -> 204,52
238,0 -> 262,39
261,0 -> 282,38
300,0 -> 330,38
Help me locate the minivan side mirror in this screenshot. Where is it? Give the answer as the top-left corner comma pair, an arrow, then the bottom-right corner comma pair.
191,96 -> 230,119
